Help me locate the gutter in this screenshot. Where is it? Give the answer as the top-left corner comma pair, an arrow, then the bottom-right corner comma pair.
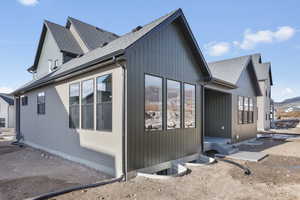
211,78 -> 237,89
14,49 -> 125,95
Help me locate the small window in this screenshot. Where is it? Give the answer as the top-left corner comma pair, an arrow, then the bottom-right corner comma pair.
37,92 -> 45,115
167,79 -> 181,129
244,97 -> 249,124
238,96 -> 244,124
96,74 -> 112,131
21,96 -> 28,106
53,60 -> 59,70
48,60 -> 53,72
69,83 -> 80,129
184,83 -> 195,128
81,79 -> 94,129
145,74 -> 163,131
0,118 -> 5,127
249,98 -> 254,123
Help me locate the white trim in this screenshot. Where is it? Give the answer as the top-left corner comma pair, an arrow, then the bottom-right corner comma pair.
23,140 -> 115,176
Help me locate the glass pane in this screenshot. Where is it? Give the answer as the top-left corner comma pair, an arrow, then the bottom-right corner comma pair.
81,79 -> 94,129
145,74 -> 163,131
244,97 -> 249,111
70,83 -> 80,105
97,74 -> 112,131
82,79 -> 94,105
238,96 -> 244,111
167,80 -> 181,129
184,83 -> 195,128
97,74 -> 112,103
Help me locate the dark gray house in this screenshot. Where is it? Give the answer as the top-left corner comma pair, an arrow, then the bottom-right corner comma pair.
13,9 -> 212,178
204,55 -> 262,146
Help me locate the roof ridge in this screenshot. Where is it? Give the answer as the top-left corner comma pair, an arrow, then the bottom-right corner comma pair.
67,16 -> 119,37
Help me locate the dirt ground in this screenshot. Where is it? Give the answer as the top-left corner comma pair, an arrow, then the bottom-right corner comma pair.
54,132 -> 300,200
0,141 -> 110,200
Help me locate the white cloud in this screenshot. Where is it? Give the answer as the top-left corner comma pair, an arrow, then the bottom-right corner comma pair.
18,0 -> 39,6
272,87 -> 298,102
0,87 -> 14,94
204,42 -> 231,56
234,26 -> 295,50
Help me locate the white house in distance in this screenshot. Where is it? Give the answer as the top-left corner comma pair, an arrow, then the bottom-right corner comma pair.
252,54 -> 273,131
0,93 -> 15,128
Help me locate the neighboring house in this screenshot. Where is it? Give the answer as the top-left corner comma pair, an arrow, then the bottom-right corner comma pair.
252,54 -> 273,131
13,9 -> 212,178
205,55 -> 262,143
0,94 -> 15,128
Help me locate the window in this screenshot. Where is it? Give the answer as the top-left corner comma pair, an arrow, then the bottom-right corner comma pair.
48,60 -> 53,72
81,79 -> 94,129
37,92 -> 45,115
244,97 -> 249,123
167,79 -> 181,129
249,98 -> 254,123
21,96 -> 28,106
69,83 -> 80,129
0,118 -> 5,127
145,74 -> 163,131
96,74 -> 112,131
238,96 -> 244,124
54,60 -> 59,70
184,83 -> 195,128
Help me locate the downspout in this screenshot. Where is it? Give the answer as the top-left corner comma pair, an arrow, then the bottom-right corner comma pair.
113,56 -> 128,181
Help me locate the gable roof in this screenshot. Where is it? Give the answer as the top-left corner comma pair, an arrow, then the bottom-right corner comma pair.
66,17 -> 119,51
208,55 -> 262,96
14,9 -> 211,95
251,53 -> 273,86
0,93 -> 14,105
28,20 -> 84,72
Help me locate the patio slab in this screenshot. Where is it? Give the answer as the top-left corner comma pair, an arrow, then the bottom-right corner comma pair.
226,151 -> 268,162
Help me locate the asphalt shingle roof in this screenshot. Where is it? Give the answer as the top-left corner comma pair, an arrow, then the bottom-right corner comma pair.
67,17 -> 119,51
0,94 -> 14,105
45,20 -> 83,55
208,55 -> 251,85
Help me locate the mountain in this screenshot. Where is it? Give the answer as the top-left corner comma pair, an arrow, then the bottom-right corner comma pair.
276,96 -> 300,106
275,96 -> 300,117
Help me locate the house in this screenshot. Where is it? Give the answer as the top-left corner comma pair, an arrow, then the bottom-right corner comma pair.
0,93 -> 15,129
204,55 -> 262,145
252,54 -> 273,131
13,9 -> 212,178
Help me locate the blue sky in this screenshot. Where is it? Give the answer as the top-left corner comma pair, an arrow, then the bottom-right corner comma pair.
0,0 -> 299,102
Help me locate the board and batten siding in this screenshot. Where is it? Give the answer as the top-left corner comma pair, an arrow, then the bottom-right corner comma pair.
126,21 -> 206,171
19,64 -> 124,177
205,89 -> 232,138
231,65 -> 258,142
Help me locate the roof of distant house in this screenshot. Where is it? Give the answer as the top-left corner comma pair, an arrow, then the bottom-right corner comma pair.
0,93 -> 14,105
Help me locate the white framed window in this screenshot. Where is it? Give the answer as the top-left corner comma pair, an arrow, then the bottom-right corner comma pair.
48,59 -> 53,72
37,92 -> 45,115
81,79 -> 94,130
54,59 -> 59,69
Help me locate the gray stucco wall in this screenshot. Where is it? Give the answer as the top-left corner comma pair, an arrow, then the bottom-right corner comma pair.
20,64 -> 124,177
257,79 -> 271,130
36,30 -> 63,78
126,20 -> 205,172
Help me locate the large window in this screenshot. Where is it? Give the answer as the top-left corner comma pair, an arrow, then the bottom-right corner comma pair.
238,96 -> 244,124
184,83 -> 195,128
81,79 -> 94,129
0,118 -> 5,128
145,74 -> 163,131
249,98 -> 254,123
167,80 -> 181,129
69,83 -> 80,129
37,92 -> 45,115
244,97 -> 249,124
96,74 -> 112,131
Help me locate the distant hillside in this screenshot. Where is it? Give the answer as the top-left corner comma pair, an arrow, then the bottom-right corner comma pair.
275,96 -> 300,118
